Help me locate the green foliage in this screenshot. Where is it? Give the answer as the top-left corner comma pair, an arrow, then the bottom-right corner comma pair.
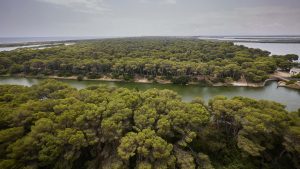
0,38 -> 292,83
273,54 -> 298,71
291,73 -> 300,78
0,127 -> 23,143
0,80 -> 298,169
286,80 -> 296,85
171,76 -> 190,85
123,73 -> 134,81
77,75 -> 84,81
208,96 -> 296,168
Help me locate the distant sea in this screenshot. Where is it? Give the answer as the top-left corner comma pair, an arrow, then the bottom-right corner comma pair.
0,36 -> 112,44
197,35 -> 300,43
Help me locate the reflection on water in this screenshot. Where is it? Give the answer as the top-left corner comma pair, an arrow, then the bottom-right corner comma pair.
0,77 -> 299,111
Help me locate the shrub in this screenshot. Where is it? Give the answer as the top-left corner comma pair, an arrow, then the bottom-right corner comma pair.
286,80 -> 296,85
77,75 -> 84,81
123,74 -> 134,81
291,74 -> 300,78
171,76 -> 190,85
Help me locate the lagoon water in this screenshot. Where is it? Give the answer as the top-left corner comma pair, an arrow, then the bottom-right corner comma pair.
235,42 -> 300,61
0,44 -> 49,52
0,77 -> 299,111
0,43 -> 76,52
0,37 -> 103,44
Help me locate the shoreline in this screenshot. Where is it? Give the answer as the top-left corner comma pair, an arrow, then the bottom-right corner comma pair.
278,81 -> 300,90
0,74 -> 268,88
1,74 -> 299,90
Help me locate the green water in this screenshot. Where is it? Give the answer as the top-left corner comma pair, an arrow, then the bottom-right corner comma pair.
0,77 -> 299,111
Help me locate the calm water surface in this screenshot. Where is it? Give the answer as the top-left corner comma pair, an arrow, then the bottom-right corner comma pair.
0,37 -> 104,44
0,43 -> 75,52
235,42 -> 300,61
0,77 -> 299,111
0,44 -> 48,52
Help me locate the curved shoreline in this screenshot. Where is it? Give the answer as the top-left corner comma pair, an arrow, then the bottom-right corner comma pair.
0,74 -> 268,88
1,73 -> 299,90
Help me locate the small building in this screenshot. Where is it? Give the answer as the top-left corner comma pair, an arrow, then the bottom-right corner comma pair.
290,68 -> 300,75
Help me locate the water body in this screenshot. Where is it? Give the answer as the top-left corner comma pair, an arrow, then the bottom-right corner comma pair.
0,37 -> 108,44
235,42 -> 300,61
0,44 -> 51,52
0,43 -> 77,52
198,36 -> 300,43
0,77 -> 299,111
0,36 -> 110,51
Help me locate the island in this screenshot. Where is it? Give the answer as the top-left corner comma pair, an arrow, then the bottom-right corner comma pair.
0,38 -> 299,88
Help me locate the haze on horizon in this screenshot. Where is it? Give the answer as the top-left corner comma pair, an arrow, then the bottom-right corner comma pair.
0,0 -> 300,37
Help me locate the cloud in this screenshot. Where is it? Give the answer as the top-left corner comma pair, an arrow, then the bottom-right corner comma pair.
35,0 -> 110,13
177,5 -> 300,35
164,0 -> 176,4
139,0 -> 177,5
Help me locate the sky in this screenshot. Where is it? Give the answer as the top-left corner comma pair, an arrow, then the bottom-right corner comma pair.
0,0 -> 300,37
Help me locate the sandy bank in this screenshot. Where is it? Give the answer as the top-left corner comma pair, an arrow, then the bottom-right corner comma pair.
278,81 -> 300,90
0,74 -> 293,88
231,82 -> 264,87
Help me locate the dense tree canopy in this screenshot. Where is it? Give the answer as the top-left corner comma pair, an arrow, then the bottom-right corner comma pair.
0,80 -> 299,169
0,38 -> 297,84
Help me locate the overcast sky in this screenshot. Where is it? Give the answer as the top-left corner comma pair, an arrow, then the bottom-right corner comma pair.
0,0 -> 300,37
